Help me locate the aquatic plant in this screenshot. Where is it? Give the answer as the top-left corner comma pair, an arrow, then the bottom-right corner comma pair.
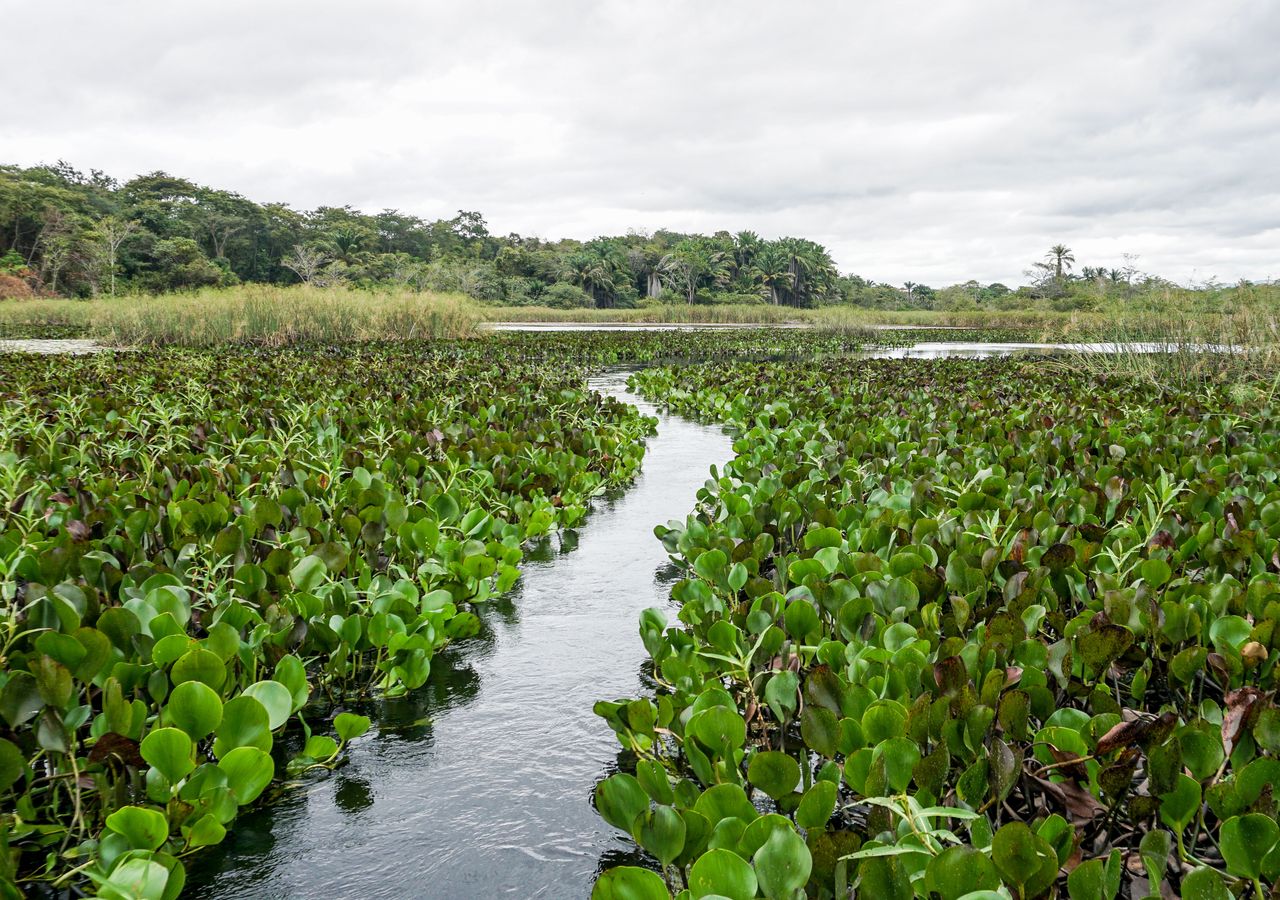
595,356 -> 1280,898
0,340 -> 655,893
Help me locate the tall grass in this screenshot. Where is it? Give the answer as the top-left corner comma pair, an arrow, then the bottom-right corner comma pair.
485,303 -> 812,325
1,285 -> 483,346
1057,294 -> 1280,389
0,298 -> 96,338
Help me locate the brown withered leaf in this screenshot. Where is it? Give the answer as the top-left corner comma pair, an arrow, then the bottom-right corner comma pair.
1223,687 -> 1265,756
933,655 -> 967,696
87,732 -> 145,768
65,519 -> 90,542
1207,652 -> 1229,680
1045,745 -> 1090,782
1096,717 -> 1153,755
1030,774 -> 1107,824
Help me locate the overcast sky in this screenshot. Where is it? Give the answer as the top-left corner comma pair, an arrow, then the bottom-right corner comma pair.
6,1 -> 1278,285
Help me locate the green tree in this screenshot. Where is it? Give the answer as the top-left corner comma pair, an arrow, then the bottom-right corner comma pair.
1046,243 -> 1075,279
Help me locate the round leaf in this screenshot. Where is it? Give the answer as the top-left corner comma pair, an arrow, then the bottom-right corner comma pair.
688,847 -> 758,900
217,746 -> 275,805
592,867 -> 671,900
166,680 -> 223,740
242,681 -> 293,731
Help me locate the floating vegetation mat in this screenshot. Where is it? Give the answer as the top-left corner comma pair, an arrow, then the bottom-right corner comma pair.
593,356 -> 1280,899
0,341 -> 661,894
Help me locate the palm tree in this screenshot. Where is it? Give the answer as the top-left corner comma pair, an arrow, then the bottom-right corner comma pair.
752,244 -> 792,305
733,231 -> 762,273
658,239 -> 729,304
778,238 -> 837,307
567,248 -> 623,307
1045,244 -> 1075,279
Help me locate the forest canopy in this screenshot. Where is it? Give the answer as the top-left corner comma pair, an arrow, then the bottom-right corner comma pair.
0,161 -> 1242,310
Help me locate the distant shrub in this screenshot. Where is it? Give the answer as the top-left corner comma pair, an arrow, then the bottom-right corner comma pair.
540,282 -> 593,309
710,290 -> 767,305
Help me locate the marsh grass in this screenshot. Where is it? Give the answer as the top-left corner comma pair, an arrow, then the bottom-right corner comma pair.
17,285 -> 482,346
4,282 -> 1277,350
1056,295 -> 1280,389
483,303 -> 1087,333
0,298 -> 95,338
486,303 -> 812,324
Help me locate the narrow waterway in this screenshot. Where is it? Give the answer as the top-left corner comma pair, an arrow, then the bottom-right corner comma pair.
186,371 -> 733,898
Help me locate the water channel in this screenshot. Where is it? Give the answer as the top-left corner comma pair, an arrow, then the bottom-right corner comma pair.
186,370 -> 734,898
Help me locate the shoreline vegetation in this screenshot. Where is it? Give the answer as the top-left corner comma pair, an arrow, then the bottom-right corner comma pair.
2,286 -> 1277,381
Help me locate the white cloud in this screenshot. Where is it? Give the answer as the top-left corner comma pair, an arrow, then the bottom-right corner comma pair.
4,0 -> 1277,284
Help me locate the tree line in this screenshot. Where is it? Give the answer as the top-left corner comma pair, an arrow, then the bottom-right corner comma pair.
1,161 -> 1246,310
0,161 -> 849,307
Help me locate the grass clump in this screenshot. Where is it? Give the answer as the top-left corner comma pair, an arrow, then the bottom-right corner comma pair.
90,284 -> 483,346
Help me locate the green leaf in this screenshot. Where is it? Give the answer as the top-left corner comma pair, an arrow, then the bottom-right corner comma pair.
212,694 -> 272,758
105,805 -> 169,851
1138,829 -> 1172,888
753,826 -> 811,899
1139,557 -> 1171,588
334,712 -> 371,742
0,738 -> 27,793
800,705 -> 840,758
241,681 -> 293,731
595,773 -> 649,833
634,805 -> 686,867
170,647 -> 226,691
689,706 -> 746,757
747,751 -> 800,802
924,846 -> 1002,900
185,813 -> 228,849
794,780 -> 837,830
879,736 -> 922,793
1158,773 -> 1201,832
0,672 -> 43,728
31,655 -> 73,709
1067,858 -> 1109,900
856,855 -> 913,900
93,858 -> 172,900
140,727 -> 195,785
804,527 -> 842,550
1220,813 -> 1280,880
1180,866 -> 1231,900
290,554 -> 327,592
217,746 -> 275,805
693,783 -> 759,825
165,680 -> 223,740
273,655 -> 310,712
991,822 -> 1057,896
688,847 -> 757,900
764,671 -> 799,723
591,867 -> 671,900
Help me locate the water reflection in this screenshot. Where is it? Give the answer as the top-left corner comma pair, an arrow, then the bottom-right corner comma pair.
334,774 -> 375,816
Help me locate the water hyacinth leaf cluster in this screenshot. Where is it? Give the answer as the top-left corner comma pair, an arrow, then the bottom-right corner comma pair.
594,356 -> 1280,898
0,340 -> 657,892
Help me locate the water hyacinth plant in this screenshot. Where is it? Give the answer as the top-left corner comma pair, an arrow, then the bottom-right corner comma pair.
0,340 -> 656,893
593,356 -> 1280,899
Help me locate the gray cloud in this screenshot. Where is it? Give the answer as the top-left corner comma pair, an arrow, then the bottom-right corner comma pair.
5,0 -> 1277,285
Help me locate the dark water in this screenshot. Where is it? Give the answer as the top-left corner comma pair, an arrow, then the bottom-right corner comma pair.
186,371 -> 733,899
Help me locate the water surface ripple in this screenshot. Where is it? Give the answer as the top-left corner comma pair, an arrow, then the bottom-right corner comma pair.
187,370 -> 733,898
